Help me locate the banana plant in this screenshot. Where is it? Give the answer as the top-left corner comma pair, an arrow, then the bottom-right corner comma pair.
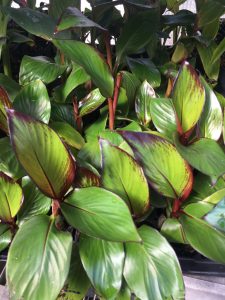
0,1 -> 225,300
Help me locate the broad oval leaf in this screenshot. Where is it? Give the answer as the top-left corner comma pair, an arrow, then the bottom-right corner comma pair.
198,1 -> 225,27
0,74 -> 20,101
7,110 -> 76,199
6,215 -> 72,300
180,212 -> 225,264
0,223 -> 12,252
50,121 -> 85,150
161,218 -> 187,244
120,131 -> 193,200
135,80 -> 155,126
124,225 -> 184,300
100,139 -> 150,217
150,98 -> 178,141
19,56 -> 66,85
13,80 -> 51,123
0,86 -> 12,133
74,165 -> 100,188
121,71 -> 140,110
174,134 -> 225,179
198,78 -> 223,140
79,235 -> 125,299
0,172 -> 23,222
61,187 -> 141,242
53,40 -> 114,98
172,61 -> 205,133
79,88 -> 106,117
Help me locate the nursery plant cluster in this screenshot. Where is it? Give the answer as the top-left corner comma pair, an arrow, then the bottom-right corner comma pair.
0,0 -> 225,299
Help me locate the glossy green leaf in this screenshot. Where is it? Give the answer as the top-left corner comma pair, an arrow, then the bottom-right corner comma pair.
58,243 -> 90,300
79,235 -> 125,299
174,134 -> 225,179
184,202 -> 213,219
13,80 -> 51,123
50,122 -> 85,150
0,223 -> 12,252
85,109 -> 108,140
198,78 -> 223,140
57,6 -> 105,31
0,85 -> 12,133
61,187 -> 141,242
197,42 -> 220,81
116,280 -> 131,300
204,193 -> 225,232
51,103 -> 77,129
135,80 -> 155,126
117,87 -> 129,116
116,10 -> 159,62
49,0 -> 81,19
203,189 -> 225,205
74,165 -> 100,188
8,110 -> 76,199
78,140 -> 101,170
124,225 -> 184,300
17,178 -> 51,225
120,131 -> 193,199
211,38 -> 225,65
0,74 -> 20,101
0,137 -> 25,179
121,71 -> 140,110
180,212 -> 225,263
172,62 -> 205,133
79,88 -> 106,117
0,172 -> 23,222
53,65 -> 90,103
162,9 -> 195,25
198,1 -> 225,27
150,98 -> 178,141
161,218 -> 187,244
101,139 -> 150,217
7,215 -> 72,300
19,56 -> 66,85
54,40 -> 114,98
127,58 -> 161,88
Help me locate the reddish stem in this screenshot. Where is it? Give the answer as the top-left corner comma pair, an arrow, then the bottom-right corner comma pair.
172,198 -> 181,218
108,97 -> 114,130
52,199 -> 60,217
112,72 -> 123,114
104,32 -> 112,71
73,96 -> 82,133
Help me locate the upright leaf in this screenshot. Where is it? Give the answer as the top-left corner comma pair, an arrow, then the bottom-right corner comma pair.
79,235 -> 125,299
172,62 -> 205,133
79,88 -> 106,117
121,71 -> 140,110
120,131 -> 193,200
19,56 -> 66,85
7,215 -> 72,300
211,38 -> 225,65
61,187 -> 141,242
135,80 -> 155,126
54,40 -> 114,98
100,139 -> 150,217
13,80 -> 51,123
124,225 -> 184,300
7,110 -> 76,199
174,134 -> 225,179
0,172 -> 23,222
198,78 -> 223,140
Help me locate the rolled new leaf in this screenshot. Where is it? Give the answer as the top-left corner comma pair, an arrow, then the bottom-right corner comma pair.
7,110 -> 76,199
172,61 -> 205,134
119,131 -> 193,200
0,172 -> 23,222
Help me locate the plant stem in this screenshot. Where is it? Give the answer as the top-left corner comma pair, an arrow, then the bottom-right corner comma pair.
104,31 -> 112,71
172,198 -> 181,217
52,199 -> 60,217
73,96 -> 82,133
113,72 -> 123,114
108,97 -> 114,130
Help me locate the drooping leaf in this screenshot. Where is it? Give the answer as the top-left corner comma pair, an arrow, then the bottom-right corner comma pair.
17,178 -> 51,225
13,80 -> 51,124
174,134 -> 225,179
56,6 -> 105,31
6,215 -> 72,300
0,137 -> 25,179
7,110 -> 76,199
198,78 -> 223,140
100,139 -> 150,217
53,65 -> 90,103
135,80 -> 155,126
116,10 -> 159,62
161,218 -> 187,244
120,131 -> 193,200
0,86 -> 12,133
79,88 -> 106,117
150,98 -> 178,141
124,225 -> 184,300
53,39 -> 114,98
50,122 -> 85,150
180,212 -> 225,263
172,61 -> 205,133
0,223 -> 12,252
0,172 -> 23,222
127,57 -> 161,88
79,235 -> 125,299
61,187 -> 141,242
19,56 -> 66,85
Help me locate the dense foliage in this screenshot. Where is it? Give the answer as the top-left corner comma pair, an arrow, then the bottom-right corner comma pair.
0,0 -> 225,299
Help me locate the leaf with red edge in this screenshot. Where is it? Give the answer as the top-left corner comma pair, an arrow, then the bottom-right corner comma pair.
7,110 -> 75,199
0,86 -> 12,133
172,61 -> 205,134
119,131 -> 193,200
